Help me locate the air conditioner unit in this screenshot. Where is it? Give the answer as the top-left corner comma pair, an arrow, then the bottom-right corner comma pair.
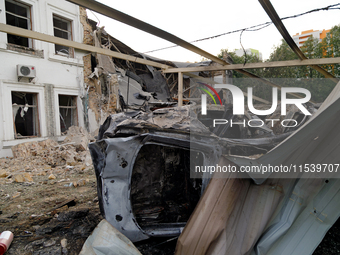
17,65 -> 36,82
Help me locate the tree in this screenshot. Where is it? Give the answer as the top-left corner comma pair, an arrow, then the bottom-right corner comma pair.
262,39 -> 299,78
317,25 -> 340,77
217,49 -> 275,100
264,25 -> 340,79
300,36 -> 320,78
217,48 -> 263,78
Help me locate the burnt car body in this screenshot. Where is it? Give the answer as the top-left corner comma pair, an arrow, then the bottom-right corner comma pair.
89,107 -> 222,242
88,105 -> 300,242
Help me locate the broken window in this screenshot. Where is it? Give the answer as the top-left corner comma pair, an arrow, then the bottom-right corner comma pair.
12,92 -> 40,139
59,95 -> 78,134
53,15 -> 73,57
5,0 -> 32,48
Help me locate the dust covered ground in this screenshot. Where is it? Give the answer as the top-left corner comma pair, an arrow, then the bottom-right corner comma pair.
0,127 -> 176,255
0,127 -> 103,255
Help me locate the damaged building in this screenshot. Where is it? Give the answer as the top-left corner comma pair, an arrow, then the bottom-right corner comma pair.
81,23 -> 234,134
0,0 -> 230,158
0,0 -> 86,157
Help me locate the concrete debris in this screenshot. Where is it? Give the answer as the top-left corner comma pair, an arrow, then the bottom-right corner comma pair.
51,205 -> 69,216
60,238 -> 67,248
7,126 -> 93,173
0,169 -> 9,178
81,18 -> 178,133
14,174 -> 25,183
63,126 -> 92,152
73,179 -> 87,187
43,239 -> 56,247
11,139 -> 58,158
12,192 -> 21,198
48,174 -> 56,180
23,173 -> 33,182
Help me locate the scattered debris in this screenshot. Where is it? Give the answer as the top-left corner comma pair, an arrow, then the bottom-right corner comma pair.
0,126 -> 101,254
48,174 -> 56,180
0,170 -> 9,178
0,6 -> 338,255
14,175 -> 25,183
48,198 -> 76,214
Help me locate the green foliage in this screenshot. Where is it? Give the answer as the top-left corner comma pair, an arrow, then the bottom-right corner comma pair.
263,40 -> 299,78
218,48 -> 263,78
299,36 -> 320,78
263,25 -> 340,79
316,25 -> 340,76
216,25 -> 340,102
217,49 -> 269,99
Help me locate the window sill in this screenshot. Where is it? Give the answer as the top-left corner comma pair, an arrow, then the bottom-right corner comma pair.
48,53 -> 84,67
0,44 -> 44,59
3,137 -> 47,148
3,135 -> 67,148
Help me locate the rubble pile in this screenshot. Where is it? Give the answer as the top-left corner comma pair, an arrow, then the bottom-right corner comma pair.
5,126 -> 93,179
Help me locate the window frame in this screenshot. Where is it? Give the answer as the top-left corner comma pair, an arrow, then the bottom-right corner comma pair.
46,3 -> 82,64
5,0 -> 33,49
11,91 -> 40,139
53,14 -> 74,57
54,89 -> 82,136
58,94 -> 78,134
1,82 -> 46,141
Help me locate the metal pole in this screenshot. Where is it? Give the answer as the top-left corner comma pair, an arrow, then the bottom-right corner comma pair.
126,76 -> 130,111
178,72 -> 183,107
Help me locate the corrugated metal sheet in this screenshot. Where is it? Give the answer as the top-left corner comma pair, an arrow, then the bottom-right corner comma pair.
177,81 -> 340,254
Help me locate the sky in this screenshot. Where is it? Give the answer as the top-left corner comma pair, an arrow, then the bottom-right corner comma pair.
86,0 -> 340,63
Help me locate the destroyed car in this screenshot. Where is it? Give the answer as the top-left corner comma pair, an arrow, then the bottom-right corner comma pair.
88,99 -> 308,243
89,107 -> 220,242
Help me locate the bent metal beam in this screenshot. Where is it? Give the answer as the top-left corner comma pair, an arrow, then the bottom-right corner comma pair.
65,0 -> 227,66
63,0 -> 325,101
63,1 -> 291,82
1,21 -> 338,73
258,0 -> 339,84
0,23 -> 171,69
163,57 -> 340,73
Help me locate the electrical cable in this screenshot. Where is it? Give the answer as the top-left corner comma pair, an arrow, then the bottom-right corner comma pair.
141,3 -> 340,55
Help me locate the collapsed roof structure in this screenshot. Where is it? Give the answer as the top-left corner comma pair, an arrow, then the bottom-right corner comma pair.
81,2 -> 340,253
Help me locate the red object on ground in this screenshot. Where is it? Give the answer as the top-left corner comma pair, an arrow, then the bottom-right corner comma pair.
0,231 -> 14,255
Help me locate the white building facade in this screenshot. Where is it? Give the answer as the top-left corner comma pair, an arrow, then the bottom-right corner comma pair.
0,0 -> 86,157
